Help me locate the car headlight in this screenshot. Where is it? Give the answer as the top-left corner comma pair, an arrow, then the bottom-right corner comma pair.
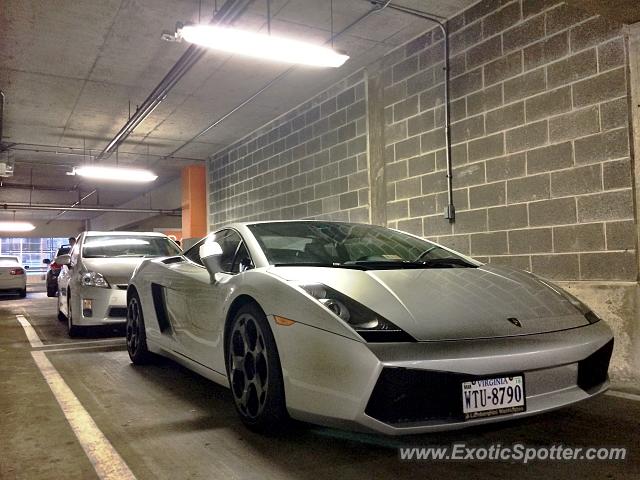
299,283 -> 416,342
534,276 -> 600,324
81,271 -> 110,288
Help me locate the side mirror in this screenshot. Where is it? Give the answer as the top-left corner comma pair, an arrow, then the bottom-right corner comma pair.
55,254 -> 71,266
199,241 -> 223,281
24,265 -> 30,270
43,259 -> 51,265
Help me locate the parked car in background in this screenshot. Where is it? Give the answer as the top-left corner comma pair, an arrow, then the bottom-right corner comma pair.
44,244 -> 72,297
0,256 -> 28,298
56,231 -> 181,337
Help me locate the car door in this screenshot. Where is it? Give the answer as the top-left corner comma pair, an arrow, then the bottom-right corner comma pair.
58,236 -> 82,316
165,229 -> 250,373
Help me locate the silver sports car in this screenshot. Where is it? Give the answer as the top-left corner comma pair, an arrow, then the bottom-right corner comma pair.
126,221 -> 613,435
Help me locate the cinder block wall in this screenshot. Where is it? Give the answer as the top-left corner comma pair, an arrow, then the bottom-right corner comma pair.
208,0 -> 639,386
383,1 -> 635,282
209,72 -> 370,227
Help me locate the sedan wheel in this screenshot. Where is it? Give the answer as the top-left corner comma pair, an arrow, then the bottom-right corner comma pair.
226,303 -> 288,432
126,292 -> 153,364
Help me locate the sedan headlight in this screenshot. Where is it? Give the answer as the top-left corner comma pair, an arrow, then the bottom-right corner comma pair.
81,271 -> 110,288
299,283 -> 415,342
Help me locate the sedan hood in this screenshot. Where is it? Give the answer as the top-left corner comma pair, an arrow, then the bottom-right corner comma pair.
82,257 -> 147,285
268,264 -> 589,341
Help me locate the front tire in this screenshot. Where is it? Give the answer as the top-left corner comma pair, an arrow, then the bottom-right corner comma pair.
67,294 -> 82,338
225,303 -> 288,433
126,291 -> 153,364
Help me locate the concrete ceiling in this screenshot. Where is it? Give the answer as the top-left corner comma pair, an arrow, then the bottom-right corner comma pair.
0,0 -> 476,222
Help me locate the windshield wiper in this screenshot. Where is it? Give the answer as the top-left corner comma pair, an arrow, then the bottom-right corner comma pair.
272,262 -> 366,270
420,258 -> 476,268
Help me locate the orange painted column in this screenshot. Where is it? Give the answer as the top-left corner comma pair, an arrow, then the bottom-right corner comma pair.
181,165 -> 207,239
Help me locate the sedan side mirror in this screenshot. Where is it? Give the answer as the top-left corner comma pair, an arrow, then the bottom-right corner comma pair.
55,254 -> 71,266
199,241 -> 223,281
43,259 -> 51,265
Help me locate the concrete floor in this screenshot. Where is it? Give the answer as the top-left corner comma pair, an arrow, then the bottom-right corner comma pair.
1,289 -> 639,480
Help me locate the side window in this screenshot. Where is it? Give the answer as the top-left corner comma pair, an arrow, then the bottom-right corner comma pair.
183,238 -> 206,266
231,242 -> 253,273
213,230 -> 242,273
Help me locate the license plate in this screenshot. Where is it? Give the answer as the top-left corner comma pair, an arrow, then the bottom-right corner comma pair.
462,375 -> 525,420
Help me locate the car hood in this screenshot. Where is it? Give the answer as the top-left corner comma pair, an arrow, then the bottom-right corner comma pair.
82,257 -> 148,285
268,264 -> 589,341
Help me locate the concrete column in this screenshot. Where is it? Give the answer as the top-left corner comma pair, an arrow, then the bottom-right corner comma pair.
181,165 -> 207,241
366,71 -> 387,226
628,22 -> 640,280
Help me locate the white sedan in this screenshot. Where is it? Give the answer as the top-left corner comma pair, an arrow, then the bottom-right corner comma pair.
0,256 -> 27,297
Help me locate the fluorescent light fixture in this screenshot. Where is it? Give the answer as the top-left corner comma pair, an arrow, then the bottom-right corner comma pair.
179,25 -> 349,68
72,166 -> 158,183
0,221 -> 36,232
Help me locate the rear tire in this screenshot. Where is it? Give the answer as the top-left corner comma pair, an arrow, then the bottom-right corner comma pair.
18,288 -> 26,298
47,285 -> 57,297
225,302 -> 288,434
126,291 -> 153,364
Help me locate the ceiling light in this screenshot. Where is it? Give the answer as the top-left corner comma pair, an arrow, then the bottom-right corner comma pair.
178,25 -> 349,68
0,221 -> 36,232
72,166 -> 158,183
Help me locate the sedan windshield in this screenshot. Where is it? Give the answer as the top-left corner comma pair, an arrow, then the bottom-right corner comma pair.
83,236 -> 181,259
248,222 -> 476,269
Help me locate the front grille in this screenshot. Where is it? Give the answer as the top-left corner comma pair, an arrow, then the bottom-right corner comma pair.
577,339 -> 613,393
365,368 -> 471,425
115,284 -> 128,290
108,307 -> 127,318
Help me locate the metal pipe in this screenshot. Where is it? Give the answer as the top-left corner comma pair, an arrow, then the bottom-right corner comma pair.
95,0 -> 255,161
368,1 -> 455,221
2,203 -> 181,214
0,90 -> 4,150
45,189 -> 98,224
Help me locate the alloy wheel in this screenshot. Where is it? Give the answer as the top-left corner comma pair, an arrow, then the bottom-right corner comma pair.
228,313 -> 270,420
126,297 -> 141,356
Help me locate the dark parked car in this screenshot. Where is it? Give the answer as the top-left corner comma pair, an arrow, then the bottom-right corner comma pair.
45,244 -> 71,297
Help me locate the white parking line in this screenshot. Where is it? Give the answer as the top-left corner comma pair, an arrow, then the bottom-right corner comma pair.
606,390 -> 640,402
42,344 -> 127,354
16,315 -> 44,348
31,351 -> 137,480
16,314 -> 136,480
36,339 -> 126,349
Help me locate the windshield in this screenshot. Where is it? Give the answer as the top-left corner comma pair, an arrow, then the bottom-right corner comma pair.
83,236 -> 181,259
56,245 -> 71,256
248,222 -> 476,269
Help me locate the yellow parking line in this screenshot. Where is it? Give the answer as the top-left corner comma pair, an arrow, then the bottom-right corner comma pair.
31,351 -> 137,480
606,390 -> 640,402
16,315 -> 44,348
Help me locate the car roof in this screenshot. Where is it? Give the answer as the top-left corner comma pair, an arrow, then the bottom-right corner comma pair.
83,231 -> 168,237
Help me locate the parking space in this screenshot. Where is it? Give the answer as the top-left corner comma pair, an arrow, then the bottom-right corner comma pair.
1,294 -> 638,479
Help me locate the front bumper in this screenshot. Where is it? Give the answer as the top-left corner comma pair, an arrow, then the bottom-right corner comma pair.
75,286 -> 128,326
276,320 -> 613,435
